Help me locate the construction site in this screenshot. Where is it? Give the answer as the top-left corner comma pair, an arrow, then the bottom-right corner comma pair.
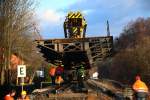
1,0 -> 150,99
30,12 -> 134,100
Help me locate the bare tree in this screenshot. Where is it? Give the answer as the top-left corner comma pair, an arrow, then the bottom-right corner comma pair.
100,17 -> 150,84
0,0 -> 44,85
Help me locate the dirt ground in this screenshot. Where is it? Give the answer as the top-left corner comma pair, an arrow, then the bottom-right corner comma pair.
32,92 -> 113,100
87,93 -> 112,100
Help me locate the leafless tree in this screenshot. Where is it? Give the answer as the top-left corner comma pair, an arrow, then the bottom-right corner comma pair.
99,17 -> 150,84
0,0 -> 44,85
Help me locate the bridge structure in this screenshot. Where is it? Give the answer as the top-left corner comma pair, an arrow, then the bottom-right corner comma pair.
35,36 -> 113,64
35,11 -> 113,68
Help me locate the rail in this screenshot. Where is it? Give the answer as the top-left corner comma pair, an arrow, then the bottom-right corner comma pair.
40,82 -> 52,89
86,79 -> 134,100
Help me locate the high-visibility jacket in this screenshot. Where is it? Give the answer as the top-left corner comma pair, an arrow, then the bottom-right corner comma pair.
55,76 -> 64,84
77,68 -> 85,77
133,79 -> 148,93
49,67 -> 56,76
4,94 -> 14,100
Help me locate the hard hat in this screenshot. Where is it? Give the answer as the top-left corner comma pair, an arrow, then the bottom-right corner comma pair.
136,75 -> 141,80
21,91 -> 27,95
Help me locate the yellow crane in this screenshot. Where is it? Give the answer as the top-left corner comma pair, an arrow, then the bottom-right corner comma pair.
63,11 -> 87,38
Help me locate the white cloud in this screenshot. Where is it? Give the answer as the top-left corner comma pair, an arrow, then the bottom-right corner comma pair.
37,0 -> 149,38
82,9 -> 93,15
127,0 -> 136,7
40,9 -> 65,25
37,9 -> 66,38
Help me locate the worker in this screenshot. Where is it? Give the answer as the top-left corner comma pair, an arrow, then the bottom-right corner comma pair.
49,66 -> 56,85
132,75 -> 149,100
56,64 -> 64,76
18,91 -> 30,100
77,64 -> 85,87
4,90 -> 16,100
77,64 -> 85,78
55,75 -> 64,86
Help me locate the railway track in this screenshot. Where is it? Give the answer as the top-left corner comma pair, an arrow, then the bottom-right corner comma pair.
30,78 -> 134,100
30,82 -> 88,100
86,79 -> 134,100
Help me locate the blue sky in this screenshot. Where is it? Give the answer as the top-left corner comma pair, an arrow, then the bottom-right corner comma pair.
36,0 -> 150,39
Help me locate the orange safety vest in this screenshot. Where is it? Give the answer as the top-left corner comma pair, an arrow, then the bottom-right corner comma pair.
4,94 -> 14,100
55,76 -> 64,84
49,67 -> 56,76
133,79 -> 148,93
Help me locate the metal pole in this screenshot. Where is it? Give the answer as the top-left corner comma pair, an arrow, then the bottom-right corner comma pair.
21,77 -> 24,91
